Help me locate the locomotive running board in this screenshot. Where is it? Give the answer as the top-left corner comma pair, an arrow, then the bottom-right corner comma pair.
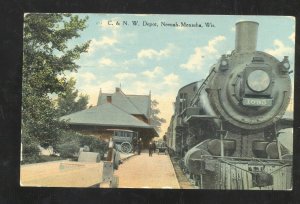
184,115 -> 217,123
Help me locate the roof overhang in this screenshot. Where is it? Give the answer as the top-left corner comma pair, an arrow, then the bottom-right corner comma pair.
67,122 -> 159,137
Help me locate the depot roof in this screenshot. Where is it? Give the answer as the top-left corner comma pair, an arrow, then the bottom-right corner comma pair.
61,103 -> 153,129
97,88 -> 150,117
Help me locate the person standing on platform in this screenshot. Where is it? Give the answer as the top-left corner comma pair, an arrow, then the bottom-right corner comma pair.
149,141 -> 154,157
137,138 -> 142,155
152,141 -> 156,154
132,136 -> 137,153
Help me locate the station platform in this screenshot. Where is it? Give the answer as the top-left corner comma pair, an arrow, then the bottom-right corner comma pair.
20,152 -> 180,188
20,160 -> 104,187
114,152 -> 180,189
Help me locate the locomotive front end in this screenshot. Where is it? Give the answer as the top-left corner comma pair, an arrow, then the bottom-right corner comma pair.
208,21 -> 292,131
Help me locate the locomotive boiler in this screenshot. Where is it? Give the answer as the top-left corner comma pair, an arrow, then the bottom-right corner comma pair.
166,21 -> 293,190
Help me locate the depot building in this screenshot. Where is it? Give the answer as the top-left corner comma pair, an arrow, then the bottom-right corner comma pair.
60,87 -> 159,146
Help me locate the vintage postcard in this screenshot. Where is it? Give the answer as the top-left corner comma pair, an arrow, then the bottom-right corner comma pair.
20,14 -> 294,190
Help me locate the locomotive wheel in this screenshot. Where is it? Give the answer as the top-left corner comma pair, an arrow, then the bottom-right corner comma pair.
120,142 -> 132,153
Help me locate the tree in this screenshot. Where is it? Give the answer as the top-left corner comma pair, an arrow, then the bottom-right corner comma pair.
22,13 -> 90,150
149,99 -> 166,133
56,77 -> 89,116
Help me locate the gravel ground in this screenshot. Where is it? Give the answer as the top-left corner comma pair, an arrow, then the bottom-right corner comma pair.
20,161 -> 103,187
114,152 -> 180,189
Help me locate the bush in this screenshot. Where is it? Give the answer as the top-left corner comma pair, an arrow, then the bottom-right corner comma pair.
78,135 -> 108,159
21,132 -> 41,163
56,141 -> 80,158
54,131 -> 108,160
55,131 -> 81,158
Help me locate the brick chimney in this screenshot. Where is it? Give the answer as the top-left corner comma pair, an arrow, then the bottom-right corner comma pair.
116,87 -> 121,92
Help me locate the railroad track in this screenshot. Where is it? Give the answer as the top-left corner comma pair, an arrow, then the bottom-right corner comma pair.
170,157 -> 196,189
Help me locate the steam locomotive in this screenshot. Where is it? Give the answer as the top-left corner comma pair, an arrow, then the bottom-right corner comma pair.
166,21 -> 293,190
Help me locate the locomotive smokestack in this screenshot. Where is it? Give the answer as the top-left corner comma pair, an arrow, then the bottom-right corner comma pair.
235,21 -> 259,53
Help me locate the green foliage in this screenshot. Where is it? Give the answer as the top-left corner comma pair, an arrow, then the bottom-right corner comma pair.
56,130 -> 80,158
21,131 -> 40,161
57,142 -> 80,159
22,13 -> 90,152
22,95 -> 67,148
23,14 -> 90,95
150,99 -> 166,133
56,78 -> 89,116
78,135 -> 108,157
55,131 -> 109,159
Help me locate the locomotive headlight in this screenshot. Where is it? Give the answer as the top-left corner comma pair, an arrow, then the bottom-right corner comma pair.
219,55 -> 229,71
219,59 -> 229,71
283,62 -> 290,69
221,60 -> 228,66
280,56 -> 290,73
247,70 -> 270,92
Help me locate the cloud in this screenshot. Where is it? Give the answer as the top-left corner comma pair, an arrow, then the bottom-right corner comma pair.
264,39 -> 294,59
180,36 -> 226,72
129,81 -> 149,95
62,71 -> 96,83
180,47 -> 204,72
142,66 -> 163,78
87,36 -> 118,55
80,72 -> 96,82
98,57 -> 117,67
137,44 -> 175,59
77,80 -> 118,106
204,36 -> 226,54
119,81 -> 154,96
163,73 -> 179,86
62,72 -> 78,80
98,80 -> 119,94
77,84 -> 100,106
289,32 -> 295,43
98,36 -> 118,46
123,58 -> 145,67
115,72 -> 137,80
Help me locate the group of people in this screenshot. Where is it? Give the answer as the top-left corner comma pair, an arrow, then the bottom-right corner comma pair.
132,137 -> 157,156
132,138 -> 143,155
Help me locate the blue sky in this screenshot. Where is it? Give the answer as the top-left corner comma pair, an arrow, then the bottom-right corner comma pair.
63,14 -> 295,135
